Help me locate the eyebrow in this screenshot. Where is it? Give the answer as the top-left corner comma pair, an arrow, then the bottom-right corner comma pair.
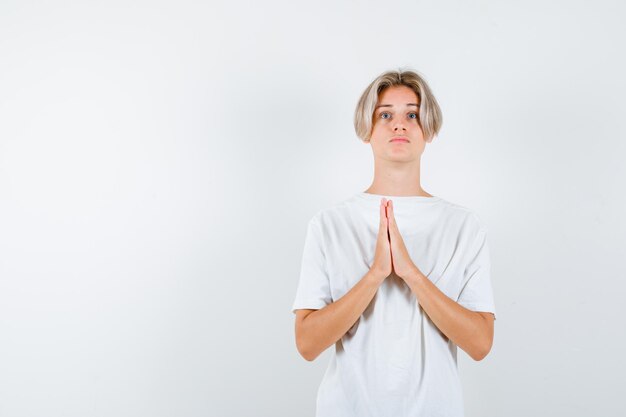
375,103 -> 420,109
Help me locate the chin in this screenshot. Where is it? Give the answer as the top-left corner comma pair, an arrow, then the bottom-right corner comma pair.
385,154 -> 417,162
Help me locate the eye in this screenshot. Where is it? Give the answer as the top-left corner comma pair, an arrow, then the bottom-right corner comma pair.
408,112 -> 418,119
380,112 -> 391,119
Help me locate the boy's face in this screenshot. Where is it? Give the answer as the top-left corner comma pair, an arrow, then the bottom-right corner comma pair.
369,85 -> 427,163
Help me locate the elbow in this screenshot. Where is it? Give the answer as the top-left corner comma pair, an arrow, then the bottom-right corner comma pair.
471,339 -> 493,362
294,311 -> 326,362
296,335 -> 319,362
471,314 -> 494,361
297,342 -> 318,362
472,349 -> 488,362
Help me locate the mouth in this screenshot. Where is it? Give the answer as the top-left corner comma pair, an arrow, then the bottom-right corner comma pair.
389,136 -> 410,143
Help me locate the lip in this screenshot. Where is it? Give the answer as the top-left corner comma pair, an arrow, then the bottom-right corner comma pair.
389,137 -> 410,143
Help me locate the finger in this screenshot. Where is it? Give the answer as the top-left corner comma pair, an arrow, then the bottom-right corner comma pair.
379,198 -> 388,230
387,200 -> 396,228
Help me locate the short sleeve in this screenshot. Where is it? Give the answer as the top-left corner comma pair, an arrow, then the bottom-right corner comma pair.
291,216 -> 332,314
457,227 -> 497,320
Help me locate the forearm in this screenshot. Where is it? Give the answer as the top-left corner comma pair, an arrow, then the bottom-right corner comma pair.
403,267 -> 489,361
299,271 -> 383,361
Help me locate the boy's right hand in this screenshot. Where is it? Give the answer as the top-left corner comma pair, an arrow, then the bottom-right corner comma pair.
370,198 -> 392,283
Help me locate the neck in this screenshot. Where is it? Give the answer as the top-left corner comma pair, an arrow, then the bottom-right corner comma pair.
365,158 -> 431,197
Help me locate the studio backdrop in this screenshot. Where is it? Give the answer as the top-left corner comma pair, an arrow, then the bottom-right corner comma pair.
0,1 -> 624,416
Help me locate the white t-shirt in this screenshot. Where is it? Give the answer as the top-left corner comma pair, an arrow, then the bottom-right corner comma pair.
292,192 -> 497,417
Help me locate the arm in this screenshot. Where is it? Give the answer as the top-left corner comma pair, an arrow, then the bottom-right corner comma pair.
295,198 -> 393,362
403,267 -> 494,361
295,270 -> 383,361
384,199 -> 495,361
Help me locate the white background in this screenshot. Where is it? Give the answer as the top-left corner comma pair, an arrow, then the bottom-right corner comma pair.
1,1 -> 625,416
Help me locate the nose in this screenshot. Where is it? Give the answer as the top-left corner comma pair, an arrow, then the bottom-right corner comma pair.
393,120 -> 407,132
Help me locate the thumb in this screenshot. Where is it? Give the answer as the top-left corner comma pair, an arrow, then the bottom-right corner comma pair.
379,198 -> 391,241
386,200 -> 398,235
379,198 -> 388,233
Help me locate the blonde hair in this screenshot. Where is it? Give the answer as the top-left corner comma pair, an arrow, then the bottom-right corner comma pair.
354,68 -> 443,143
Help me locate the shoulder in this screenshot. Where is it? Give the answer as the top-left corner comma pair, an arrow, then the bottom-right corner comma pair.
436,197 -> 489,235
307,196 -> 356,226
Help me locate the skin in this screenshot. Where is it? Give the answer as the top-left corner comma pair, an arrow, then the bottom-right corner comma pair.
295,85 -> 494,362
368,85 -> 495,361
365,84 -> 433,198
